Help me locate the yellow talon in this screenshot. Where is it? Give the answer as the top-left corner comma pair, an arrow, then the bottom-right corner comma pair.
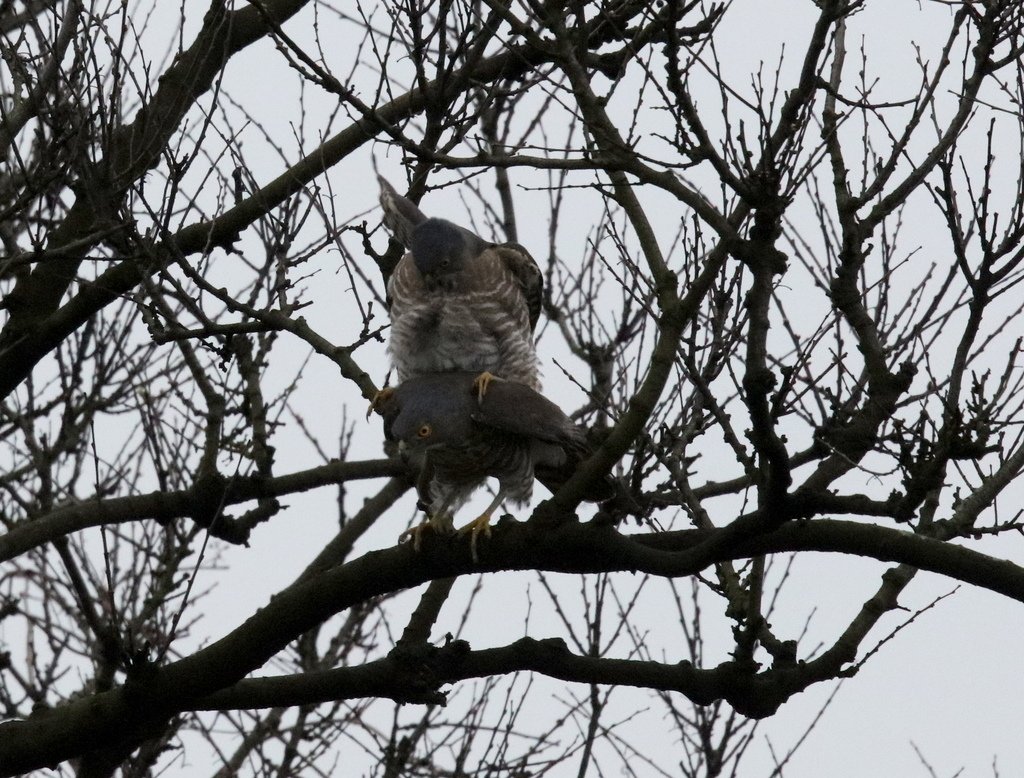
457,513 -> 494,563
398,521 -> 432,551
472,371 -> 498,402
366,385 -> 395,419
399,513 -> 455,551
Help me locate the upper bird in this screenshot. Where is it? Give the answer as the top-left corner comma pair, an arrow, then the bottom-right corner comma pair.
378,176 -> 543,396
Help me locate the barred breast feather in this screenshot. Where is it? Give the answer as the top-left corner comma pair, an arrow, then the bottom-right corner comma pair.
387,247 -> 541,389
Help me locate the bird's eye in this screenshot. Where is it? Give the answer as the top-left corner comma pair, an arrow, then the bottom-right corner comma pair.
417,424 -> 432,438
440,258 -> 450,268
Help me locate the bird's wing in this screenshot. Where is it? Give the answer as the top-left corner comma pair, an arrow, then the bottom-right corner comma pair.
385,249 -> 424,309
470,380 -> 583,447
470,380 -> 615,502
493,242 -> 543,332
378,176 -> 427,248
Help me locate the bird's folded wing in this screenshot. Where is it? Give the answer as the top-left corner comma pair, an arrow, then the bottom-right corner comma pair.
470,381 -> 584,448
494,243 -> 543,332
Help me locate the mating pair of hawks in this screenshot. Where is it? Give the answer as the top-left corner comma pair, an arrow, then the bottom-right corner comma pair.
375,177 -> 607,559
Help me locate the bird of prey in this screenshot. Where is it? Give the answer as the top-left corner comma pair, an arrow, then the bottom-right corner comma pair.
377,176 -> 543,397
379,372 -> 610,561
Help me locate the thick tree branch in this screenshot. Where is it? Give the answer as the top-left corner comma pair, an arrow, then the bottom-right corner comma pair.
0,458 -> 403,562
2,512 -> 1022,775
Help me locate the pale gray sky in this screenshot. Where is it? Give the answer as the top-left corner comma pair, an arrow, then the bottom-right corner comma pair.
67,1 -> 1024,774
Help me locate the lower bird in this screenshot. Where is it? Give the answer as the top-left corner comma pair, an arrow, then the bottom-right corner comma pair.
378,372 -> 611,561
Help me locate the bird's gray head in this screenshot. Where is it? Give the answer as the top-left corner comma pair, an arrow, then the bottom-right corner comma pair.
410,218 -> 485,280
387,377 -> 476,453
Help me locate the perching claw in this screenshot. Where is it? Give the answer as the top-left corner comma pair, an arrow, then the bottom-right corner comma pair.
456,487 -> 506,563
399,511 -> 456,551
366,385 -> 395,420
457,512 -> 494,564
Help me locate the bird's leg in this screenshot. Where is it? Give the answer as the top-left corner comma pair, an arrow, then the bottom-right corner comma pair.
472,371 -> 500,402
457,487 -> 506,563
399,496 -> 456,551
365,385 -> 395,420
400,513 -> 453,552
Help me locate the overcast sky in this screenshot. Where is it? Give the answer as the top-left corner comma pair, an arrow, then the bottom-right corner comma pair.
75,1 -> 1024,775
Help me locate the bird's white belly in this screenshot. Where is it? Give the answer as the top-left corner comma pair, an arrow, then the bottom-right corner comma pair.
389,297 -> 501,378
